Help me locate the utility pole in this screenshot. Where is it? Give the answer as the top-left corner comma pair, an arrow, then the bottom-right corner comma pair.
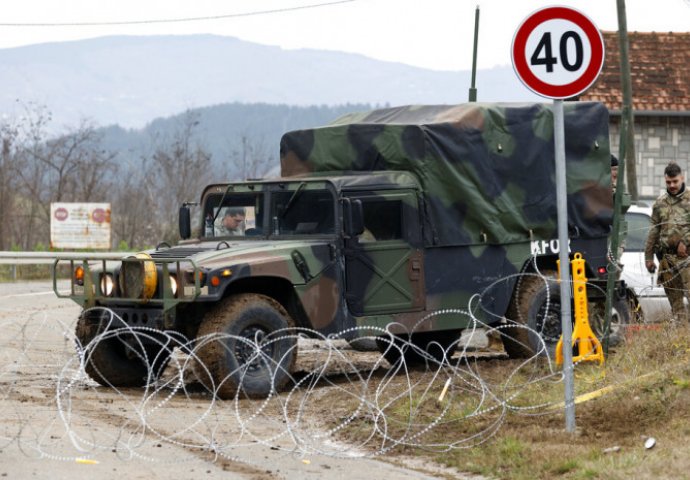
617,0 -> 638,200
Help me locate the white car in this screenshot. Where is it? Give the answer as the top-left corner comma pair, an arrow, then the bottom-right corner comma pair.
620,204 -> 672,321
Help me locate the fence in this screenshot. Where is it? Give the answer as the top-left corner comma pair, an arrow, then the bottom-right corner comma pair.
0,251 -> 117,280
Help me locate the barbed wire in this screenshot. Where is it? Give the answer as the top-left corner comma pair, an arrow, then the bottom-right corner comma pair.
0,267 -> 621,470
3,228 -> 689,474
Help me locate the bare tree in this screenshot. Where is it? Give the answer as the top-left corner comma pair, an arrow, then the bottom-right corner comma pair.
111,155 -> 158,249
0,120 -> 19,250
148,110 -> 212,244
228,132 -> 276,180
10,104 -> 118,250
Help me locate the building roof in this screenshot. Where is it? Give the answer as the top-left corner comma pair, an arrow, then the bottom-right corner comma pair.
581,31 -> 690,113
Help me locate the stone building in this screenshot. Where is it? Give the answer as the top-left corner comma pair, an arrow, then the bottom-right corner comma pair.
580,31 -> 690,200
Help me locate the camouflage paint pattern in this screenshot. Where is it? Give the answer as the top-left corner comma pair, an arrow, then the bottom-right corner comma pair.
281,102 -> 613,247
56,102 -> 618,340
279,102 -> 614,332
645,187 -> 690,320
644,188 -> 690,262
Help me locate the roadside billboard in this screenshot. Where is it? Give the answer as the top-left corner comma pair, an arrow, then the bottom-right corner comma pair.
50,202 -> 111,250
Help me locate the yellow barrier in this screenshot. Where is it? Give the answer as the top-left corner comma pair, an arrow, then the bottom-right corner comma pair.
556,253 -> 605,365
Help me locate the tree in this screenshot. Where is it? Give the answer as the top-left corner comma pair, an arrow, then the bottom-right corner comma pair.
0,120 -> 19,250
228,132 -> 277,180
147,110 -> 212,244
11,104 -> 118,250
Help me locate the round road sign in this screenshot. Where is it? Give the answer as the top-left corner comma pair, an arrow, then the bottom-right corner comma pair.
512,6 -> 604,99
54,207 -> 68,221
92,208 -> 107,223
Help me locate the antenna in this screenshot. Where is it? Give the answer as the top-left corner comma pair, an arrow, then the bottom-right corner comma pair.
468,6 -> 480,102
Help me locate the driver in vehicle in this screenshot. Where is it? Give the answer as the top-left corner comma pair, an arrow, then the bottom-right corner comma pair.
221,207 -> 246,235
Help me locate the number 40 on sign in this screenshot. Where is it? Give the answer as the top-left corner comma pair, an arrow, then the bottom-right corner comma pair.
512,6 -> 604,100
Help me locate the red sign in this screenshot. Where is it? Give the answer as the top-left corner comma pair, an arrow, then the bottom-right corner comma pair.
92,208 -> 107,223
54,207 -> 69,221
512,6 -> 604,99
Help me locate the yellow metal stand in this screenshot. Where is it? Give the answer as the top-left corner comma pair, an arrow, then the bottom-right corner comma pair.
555,253 -> 605,365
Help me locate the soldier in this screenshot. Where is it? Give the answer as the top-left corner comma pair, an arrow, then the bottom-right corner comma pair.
645,162 -> 690,321
220,207 -> 246,235
611,154 -> 619,192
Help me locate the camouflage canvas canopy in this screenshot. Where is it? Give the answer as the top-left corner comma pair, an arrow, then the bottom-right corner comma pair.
280,102 -> 613,247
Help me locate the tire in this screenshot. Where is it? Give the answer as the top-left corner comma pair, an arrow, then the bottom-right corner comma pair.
195,294 -> 297,399
504,273 -> 633,358
503,273 -> 561,358
76,309 -> 172,387
589,297 -> 631,346
376,330 -> 461,367
347,337 -> 379,352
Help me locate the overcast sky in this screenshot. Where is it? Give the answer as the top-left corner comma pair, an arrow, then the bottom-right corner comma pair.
2,0 -> 689,71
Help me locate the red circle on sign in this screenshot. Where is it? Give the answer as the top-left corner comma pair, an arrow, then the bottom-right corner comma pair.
512,6 -> 604,99
54,207 -> 69,221
92,208 -> 106,223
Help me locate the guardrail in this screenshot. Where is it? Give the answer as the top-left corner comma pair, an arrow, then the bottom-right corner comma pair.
0,251 -> 122,280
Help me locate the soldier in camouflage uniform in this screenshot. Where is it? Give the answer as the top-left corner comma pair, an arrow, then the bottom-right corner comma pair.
645,162 -> 690,321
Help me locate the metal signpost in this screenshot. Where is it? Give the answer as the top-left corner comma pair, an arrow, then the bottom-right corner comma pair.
511,6 -> 605,432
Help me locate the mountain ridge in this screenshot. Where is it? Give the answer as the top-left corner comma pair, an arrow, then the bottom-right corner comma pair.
0,34 -> 539,129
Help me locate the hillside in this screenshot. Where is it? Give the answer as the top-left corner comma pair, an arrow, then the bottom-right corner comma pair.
98,101 -> 375,177
0,34 -> 539,129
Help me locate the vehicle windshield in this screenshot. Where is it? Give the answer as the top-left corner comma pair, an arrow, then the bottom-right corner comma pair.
203,192 -> 264,238
202,184 -> 336,238
270,187 -> 335,236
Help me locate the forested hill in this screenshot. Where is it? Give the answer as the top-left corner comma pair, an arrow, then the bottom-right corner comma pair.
98,101 -> 375,178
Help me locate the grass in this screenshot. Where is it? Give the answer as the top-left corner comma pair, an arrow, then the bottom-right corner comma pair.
0,264 -> 52,282
327,323 -> 690,479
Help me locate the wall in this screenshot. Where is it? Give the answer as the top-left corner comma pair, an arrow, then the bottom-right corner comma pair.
609,115 -> 690,200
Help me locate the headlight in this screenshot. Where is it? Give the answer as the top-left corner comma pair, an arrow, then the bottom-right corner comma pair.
100,273 -> 115,296
169,274 -> 178,296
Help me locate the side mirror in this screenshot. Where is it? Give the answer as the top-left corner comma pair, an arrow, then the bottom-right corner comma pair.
343,198 -> 364,238
179,205 -> 191,240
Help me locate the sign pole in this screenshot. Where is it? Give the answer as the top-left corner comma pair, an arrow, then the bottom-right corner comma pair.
512,5 -> 604,433
553,99 -> 576,432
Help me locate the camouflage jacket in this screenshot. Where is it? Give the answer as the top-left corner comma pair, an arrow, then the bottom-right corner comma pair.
645,186 -> 690,261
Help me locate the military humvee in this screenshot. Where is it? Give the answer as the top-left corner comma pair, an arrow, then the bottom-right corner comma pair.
55,102 -> 628,398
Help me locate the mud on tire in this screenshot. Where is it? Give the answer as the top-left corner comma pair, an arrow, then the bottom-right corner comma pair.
503,273 -> 560,358
195,293 -> 297,399
76,309 -> 173,387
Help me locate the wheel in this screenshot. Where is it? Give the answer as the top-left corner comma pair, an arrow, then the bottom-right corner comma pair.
347,337 -> 379,352
76,309 -> 173,387
503,273 -> 561,358
589,296 -> 631,346
376,330 -> 461,367
504,273 -> 633,358
195,294 -> 297,399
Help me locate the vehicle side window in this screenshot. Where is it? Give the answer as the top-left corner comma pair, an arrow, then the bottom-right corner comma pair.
344,189 -> 421,245
625,212 -> 650,252
272,190 -> 335,235
361,199 -> 403,241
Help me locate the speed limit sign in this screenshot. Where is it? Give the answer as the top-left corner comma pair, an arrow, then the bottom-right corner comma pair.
512,6 -> 604,99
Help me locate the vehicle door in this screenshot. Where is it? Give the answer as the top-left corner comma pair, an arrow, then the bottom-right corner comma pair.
343,190 -> 424,315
